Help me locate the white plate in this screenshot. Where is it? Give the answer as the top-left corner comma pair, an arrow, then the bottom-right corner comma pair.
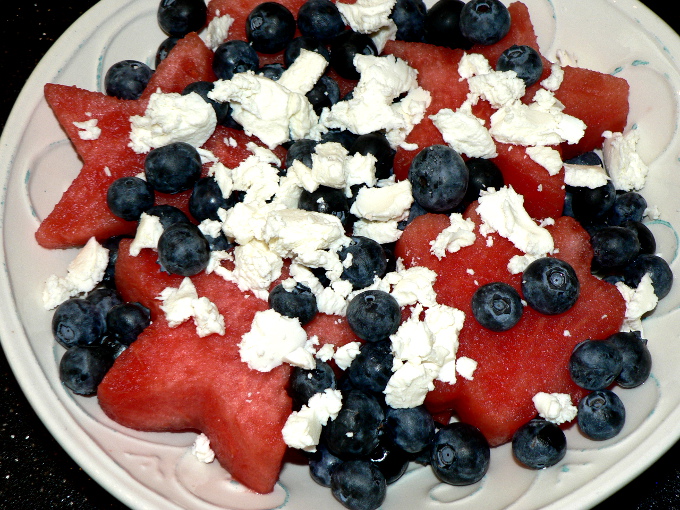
2,0 -> 680,508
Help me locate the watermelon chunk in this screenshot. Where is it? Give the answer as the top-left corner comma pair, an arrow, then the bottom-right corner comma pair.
395,210 -> 626,445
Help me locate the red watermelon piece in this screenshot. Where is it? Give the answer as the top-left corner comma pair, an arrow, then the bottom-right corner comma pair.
395,210 -> 626,445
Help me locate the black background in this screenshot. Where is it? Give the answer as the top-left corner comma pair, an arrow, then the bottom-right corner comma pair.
1,1 -> 679,509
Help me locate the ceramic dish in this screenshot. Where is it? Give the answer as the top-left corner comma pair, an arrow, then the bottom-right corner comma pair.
1,0 -> 680,508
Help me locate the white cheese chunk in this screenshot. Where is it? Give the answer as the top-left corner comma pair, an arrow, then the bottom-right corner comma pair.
157,278 -> 225,337
563,163 -> 610,189
602,129 -> 649,191
282,388 -> 343,452
129,212 -> 163,256
533,392 -> 578,424
430,105 -> 497,159
430,213 -> 476,260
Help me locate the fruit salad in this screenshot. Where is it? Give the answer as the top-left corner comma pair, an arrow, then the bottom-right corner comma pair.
36,0 -> 674,508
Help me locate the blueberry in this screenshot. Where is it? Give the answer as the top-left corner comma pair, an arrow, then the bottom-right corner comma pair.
397,200 -> 428,231
621,220 -> 656,255
52,298 -> 106,348
309,442 -> 343,486
623,253 -> 673,299
246,2 -> 296,54
144,204 -> 192,230
286,138 -> 318,169
521,257 -> 579,315
256,63 -> 286,81
430,422 -> 490,485
330,460 -> 386,510
106,302 -> 151,346
496,45 -> 543,86
347,341 -> 393,394
99,236 -> 130,288
157,0 -> 207,37
297,0 -> 345,43
604,331 -> 652,388
59,345 -> 116,396
471,281 -> 523,332
289,359 -> 336,408
565,151 -> 603,166
86,287 -> 124,325
321,130 -> 360,150
338,237 -> 388,290
607,191 -> 647,226
424,0 -> 471,49
106,176 -> 155,221
157,222 -> 211,276
462,157 -> 504,206
324,389 -> 385,459
591,226 -> 641,271
298,186 -> 351,228
306,75 -> 341,115
391,0 -> 427,43
408,144 -> 469,212
104,60 -> 153,100
368,442 -> 409,484
459,0 -> 511,46
268,282 -> 318,325
349,132 -> 395,180
329,30 -> 378,81
213,40 -> 259,80
284,35 -> 331,67
346,290 -> 401,342
567,181 -> 616,222
189,176 -> 234,222
569,339 -> 623,391
182,81 -> 232,125
203,231 -> 234,252
577,389 -> 625,440
512,418 -> 566,469
384,406 -> 435,454
155,36 -> 181,67
144,142 -> 202,194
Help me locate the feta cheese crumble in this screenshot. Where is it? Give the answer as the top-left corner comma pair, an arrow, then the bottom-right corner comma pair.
191,433 -> 216,463
616,273 -> 659,334
157,278 -> 226,337
430,104 -> 497,159
602,129 -> 649,191
532,392 -> 577,424
430,213 -> 477,260
73,118 -> 101,140
282,388 -> 343,452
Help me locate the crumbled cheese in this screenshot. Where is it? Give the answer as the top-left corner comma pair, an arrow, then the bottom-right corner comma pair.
430,104 -> 497,159
277,49 -> 329,95
334,341 -> 362,370
336,0 -> 396,35
616,273 -> 659,333
129,91 -> 217,153
430,213 -> 476,260
458,52 -> 493,80
73,119 -> 101,140
282,388 -> 343,452
191,433 -> 215,463
129,212 -> 164,256
350,180 -> 413,222
532,392 -> 578,424
202,14 -> 234,50
42,237 -> 110,310
239,309 -> 309,371
563,163 -> 610,188
540,62 -> 565,91
352,219 -> 403,244
455,357 -> 478,380
316,343 -> 336,361
222,240 -> 284,300
157,278 -> 226,337
526,146 -> 563,176
602,130 -> 649,191
467,70 -> 526,109
382,265 -> 438,308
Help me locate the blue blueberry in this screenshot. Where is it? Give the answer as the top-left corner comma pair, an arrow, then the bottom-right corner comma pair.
347,341 -> 393,394
459,0 -> 511,46
189,176 -> 236,222
309,442 -> 343,487
144,142 -> 202,194
391,0 -> 427,42
104,60 -> 153,100
521,257 -> 579,315
256,63 -> 285,81
424,0 -> 471,49
607,191 -> 647,226
330,460 -> 386,510
338,237 -> 388,290
99,236 -> 130,288
144,204 -> 192,230
462,157 -> 504,206
157,222 -> 210,276
384,405 -> 435,454
471,281 -> 523,332
567,181 -> 616,222
155,36 -> 181,67
408,144 -> 469,212
398,200 -> 428,231
430,422 -> 490,485
289,359 -> 336,408
297,0 -> 345,43
107,176 -> 155,221
512,418 -> 566,469
569,339 -> 623,391
59,345 -> 116,396
591,226 -> 641,271
298,185 -> 351,228
604,331 -> 652,388
106,302 -> 151,346
157,0 -> 207,37
323,130 -> 360,151
623,253 -> 673,299
496,45 -> 543,86
346,290 -> 401,342
621,220 -> 656,255
182,81 -> 233,126
577,389 -> 625,440
306,75 -> 341,115
246,2 -> 296,54
329,30 -> 378,80
349,132 -> 395,180
284,35 -> 331,67
52,298 -> 106,348
286,138 -> 318,169
368,442 -> 409,484
324,389 -> 385,459
213,40 -> 259,80
268,282 -> 318,325
86,287 -> 124,325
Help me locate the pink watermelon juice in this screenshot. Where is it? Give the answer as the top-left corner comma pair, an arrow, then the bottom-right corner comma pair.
40,0 -> 669,505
